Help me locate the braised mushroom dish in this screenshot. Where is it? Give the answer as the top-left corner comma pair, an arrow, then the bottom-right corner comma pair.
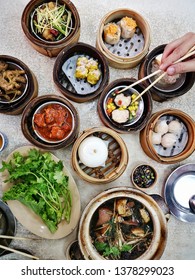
90,197 -> 153,259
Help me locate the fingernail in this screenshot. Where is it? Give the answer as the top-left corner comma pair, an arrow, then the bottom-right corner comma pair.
167,67 -> 175,75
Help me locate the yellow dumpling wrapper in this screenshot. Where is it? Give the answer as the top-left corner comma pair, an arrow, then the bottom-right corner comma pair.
76,57 -> 88,67
75,65 -> 88,79
87,69 -> 101,85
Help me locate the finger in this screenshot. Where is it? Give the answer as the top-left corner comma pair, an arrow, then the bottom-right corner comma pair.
162,37 -> 186,60
166,58 -> 195,75
160,33 -> 195,70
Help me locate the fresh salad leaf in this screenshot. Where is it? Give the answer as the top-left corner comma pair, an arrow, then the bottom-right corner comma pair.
0,149 -> 72,233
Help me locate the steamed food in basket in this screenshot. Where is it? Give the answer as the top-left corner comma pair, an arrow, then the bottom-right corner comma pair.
105,88 -> 143,125
78,136 -> 108,168
62,54 -> 102,95
74,56 -> 101,85
103,16 -> 144,58
31,1 -> 73,42
0,60 -> 27,103
32,101 -> 74,143
148,53 -> 186,92
103,16 -> 137,44
151,116 -> 188,156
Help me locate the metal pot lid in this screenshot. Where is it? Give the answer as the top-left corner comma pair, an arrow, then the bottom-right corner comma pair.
164,163 -> 195,223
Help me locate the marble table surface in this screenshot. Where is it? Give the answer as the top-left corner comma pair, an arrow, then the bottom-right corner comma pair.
0,0 -> 195,260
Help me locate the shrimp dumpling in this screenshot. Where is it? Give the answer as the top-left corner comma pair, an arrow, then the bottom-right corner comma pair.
154,120 -> 169,135
118,16 -> 137,39
161,133 -> 177,148
103,22 -> 121,45
151,132 -> 162,145
168,120 -> 182,135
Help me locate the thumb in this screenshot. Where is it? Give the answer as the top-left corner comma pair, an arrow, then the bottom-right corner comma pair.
166,59 -> 195,75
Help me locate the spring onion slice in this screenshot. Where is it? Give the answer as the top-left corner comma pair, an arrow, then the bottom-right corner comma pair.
32,2 -> 72,40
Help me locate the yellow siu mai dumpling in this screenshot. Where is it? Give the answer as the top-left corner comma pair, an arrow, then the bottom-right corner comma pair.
75,65 -> 88,79
87,69 -> 101,85
76,56 -> 88,67
86,58 -> 98,71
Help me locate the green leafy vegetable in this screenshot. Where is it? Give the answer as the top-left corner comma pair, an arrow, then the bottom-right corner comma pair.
94,241 -> 133,259
0,149 -> 72,233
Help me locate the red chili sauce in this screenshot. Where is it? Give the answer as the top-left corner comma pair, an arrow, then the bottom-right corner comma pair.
33,103 -> 73,141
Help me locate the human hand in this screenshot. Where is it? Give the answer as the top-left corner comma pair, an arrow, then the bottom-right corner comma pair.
160,32 -> 195,75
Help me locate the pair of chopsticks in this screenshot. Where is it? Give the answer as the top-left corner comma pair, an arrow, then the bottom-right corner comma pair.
0,235 -> 40,260
118,45 -> 195,103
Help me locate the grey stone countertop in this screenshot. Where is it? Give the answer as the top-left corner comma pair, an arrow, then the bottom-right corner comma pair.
0,0 -> 195,260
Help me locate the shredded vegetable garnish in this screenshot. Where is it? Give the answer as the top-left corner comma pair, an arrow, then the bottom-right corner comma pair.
32,1 -> 73,41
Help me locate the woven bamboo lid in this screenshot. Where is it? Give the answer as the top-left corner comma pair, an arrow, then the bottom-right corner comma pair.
71,126 -> 128,184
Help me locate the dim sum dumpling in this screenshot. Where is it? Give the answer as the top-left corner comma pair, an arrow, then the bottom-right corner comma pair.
86,58 -> 98,70
103,22 -> 121,45
168,120 -> 182,135
151,132 -> 162,145
118,16 -> 137,39
154,120 -> 169,134
114,93 -> 131,107
76,57 -> 88,67
87,69 -> 101,85
75,65 -> 88,79
161,133 -> 177,148
112,109 -> 129,123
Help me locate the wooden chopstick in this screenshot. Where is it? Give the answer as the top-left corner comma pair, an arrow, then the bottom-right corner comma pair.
0,234 -> 41,241
132,72 -> 166,103
0,244 -> 39,260
118,69 -> 162,94
131,48 -> 195,103
118,46 -> 195,95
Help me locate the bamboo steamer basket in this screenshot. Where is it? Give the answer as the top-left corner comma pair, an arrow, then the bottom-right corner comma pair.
71,127 -> 128,184
53,42 -> 109,103
0,55 -> 38,115
138,44 -> 195,102
140,109 -> 195,164
96,9 -> 151,69
21,0 -> 80,57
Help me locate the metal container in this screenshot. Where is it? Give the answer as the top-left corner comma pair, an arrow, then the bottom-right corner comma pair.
0,132 -> 8,152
